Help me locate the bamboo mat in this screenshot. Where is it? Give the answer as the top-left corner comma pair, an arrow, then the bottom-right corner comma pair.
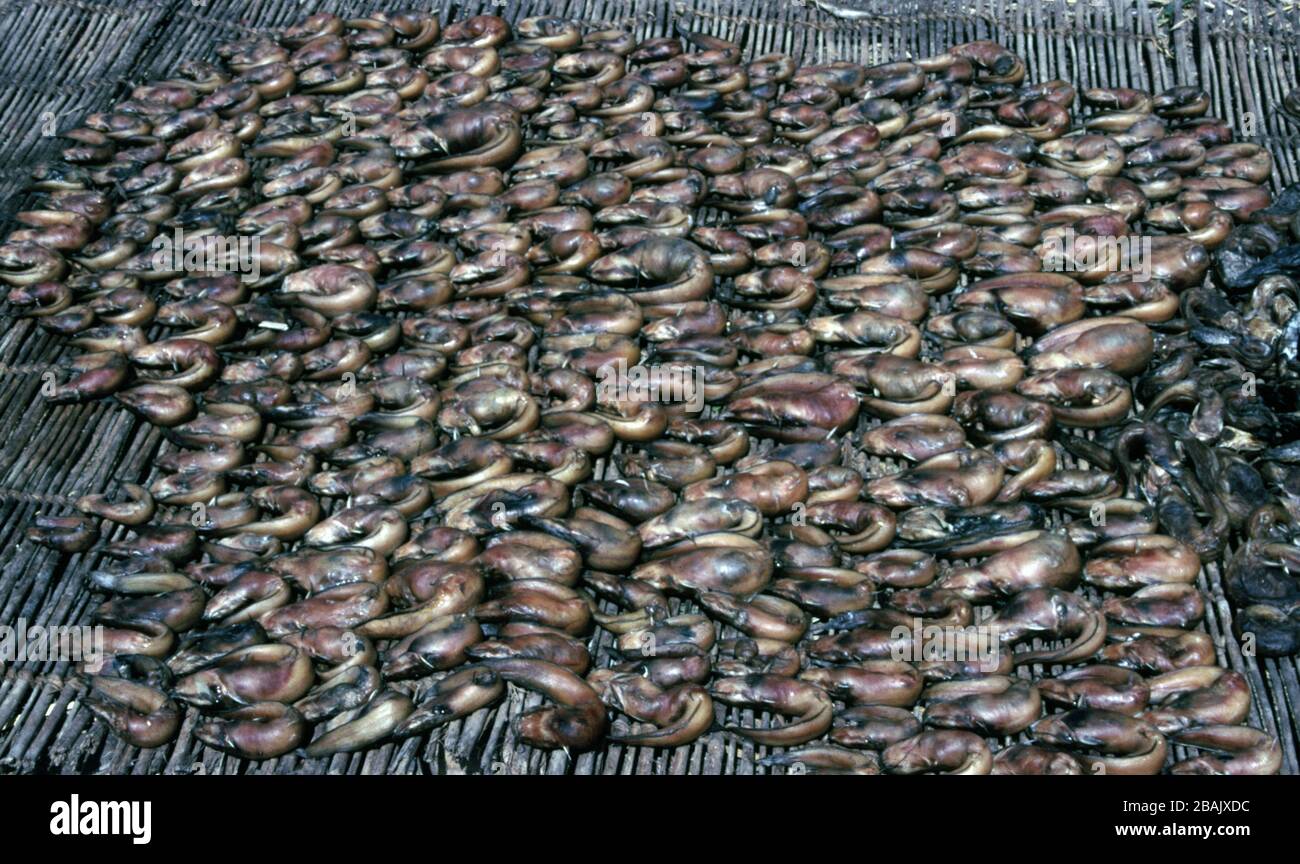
0,0 -> 1296,775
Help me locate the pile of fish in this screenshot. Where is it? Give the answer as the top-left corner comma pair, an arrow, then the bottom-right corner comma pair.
5,10 -> 1296,774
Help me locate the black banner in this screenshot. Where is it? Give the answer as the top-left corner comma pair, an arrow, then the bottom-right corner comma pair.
3,775 -> 1289,849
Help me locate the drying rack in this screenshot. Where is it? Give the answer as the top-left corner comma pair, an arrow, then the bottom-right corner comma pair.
0,0 -> 1297,775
